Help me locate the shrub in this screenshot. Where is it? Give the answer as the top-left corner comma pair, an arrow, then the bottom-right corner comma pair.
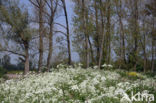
128,72 -> 138,77
0,66 -> 7,78
127,72 -> 145,80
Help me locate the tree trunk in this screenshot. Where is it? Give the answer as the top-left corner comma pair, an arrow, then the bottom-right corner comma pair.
151,18 -> 155,73
143,37 -> 147,73
118,0 -> 126,64
46,0 -> 58,71
82,0 -> 89,68
85,36 -> 89,68
144,53 -> 147,73
98,0 -> 105,68
106,0 -> 111,64
133,0 -> 139,71
94,1 -> 100,65
62,0 -> 72,65
47,23 -> 53,72
143,19 -> 147,73
143,35 -> 147,73
38,1 -> 44,72
24,44 -> 29,75
88,36 -> 94,64
151,38 -> 154,73
108,19 -> 111,64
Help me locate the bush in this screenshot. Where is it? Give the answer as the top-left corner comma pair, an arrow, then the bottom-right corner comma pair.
0,66 -> 7,78
127,71 -> 145,80
128,72 -> 138,77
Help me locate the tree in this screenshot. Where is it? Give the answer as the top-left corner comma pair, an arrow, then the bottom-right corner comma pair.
72,0 -> 155,72
72,0 -> 91,67
115,0 -> 126,65
146,0 -> 156,72
29,0 -> 46,72
44,0 -> 58,71
94,0 -> 100,64
82,0 -> 90,68
0,0 -> 32,74
98,0 -> 106,68
1,54 -> 11,69
151,18 -> 155,72
61,0 -> 72,65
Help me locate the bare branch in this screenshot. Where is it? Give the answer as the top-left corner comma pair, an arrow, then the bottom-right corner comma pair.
53,0 -> 58,14
0,49 -> 25,57
54,22 -> 67,29
54,30 -> 67,36
45,0 -> 52,11
29,0 -> 39,8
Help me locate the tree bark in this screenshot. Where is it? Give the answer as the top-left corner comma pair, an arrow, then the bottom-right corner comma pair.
133,0 -> 139,71
151,36 -> 155,73
98,0 -> 105,68
47,23 -> 53,72
143,33 -> 147,73
45,0 -> 58,71
88,36 -> 94,64
118,0 -> 126,64
82,0 -> 89,68
107,0 -> 111,64
85,36 -> 90,68
38,1 -> 44,72
142,18 -> 147,73
24,43 -> 29,75
151,17 -> 155,73
94,1 -> 100,65
61,0 -> 72,65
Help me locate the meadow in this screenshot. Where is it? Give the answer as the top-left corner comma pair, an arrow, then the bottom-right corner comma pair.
0,64 -> 156,103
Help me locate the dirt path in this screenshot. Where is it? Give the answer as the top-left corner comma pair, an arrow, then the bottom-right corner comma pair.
6,74 -> 22,79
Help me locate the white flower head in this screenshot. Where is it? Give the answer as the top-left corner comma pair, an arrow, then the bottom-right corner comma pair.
93,65 -> 99,69
108,64 -> 113,68
101,76 -> 106,81
102,64 -> 107,67
71,85 -> 79,90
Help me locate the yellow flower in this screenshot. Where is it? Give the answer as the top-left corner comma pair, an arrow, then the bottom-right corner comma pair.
128,72 -> 138,77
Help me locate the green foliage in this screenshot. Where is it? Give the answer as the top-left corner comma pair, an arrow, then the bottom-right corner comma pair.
7,70 -> 23,74
0,66 -> 7,78
0,0 -> 32,45
105,80 -> 118,87
0,55 -> 25,71
93,97 -> 120,103
136,64 -> 144,72
117,70 -> 127,78
145,72 -> 156,78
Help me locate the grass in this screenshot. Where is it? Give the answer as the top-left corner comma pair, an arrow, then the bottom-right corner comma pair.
7,70 -> 23,74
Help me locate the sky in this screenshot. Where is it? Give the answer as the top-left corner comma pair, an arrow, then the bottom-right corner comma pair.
9,0 -> 79,64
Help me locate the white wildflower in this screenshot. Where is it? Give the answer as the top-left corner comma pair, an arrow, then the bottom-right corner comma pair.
71,85 -> 79,90
102,64 -> 107,67
108,64 -> 113,68
93,65 -> 99,69
115,88 -> 125,96
101,76 -> 106,81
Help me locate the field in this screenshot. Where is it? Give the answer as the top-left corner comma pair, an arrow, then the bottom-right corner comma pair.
0,64 -> 156,103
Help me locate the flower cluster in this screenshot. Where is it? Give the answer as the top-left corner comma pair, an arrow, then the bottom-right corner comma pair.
0,65 -> 155,103
101,64 -> 113,69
